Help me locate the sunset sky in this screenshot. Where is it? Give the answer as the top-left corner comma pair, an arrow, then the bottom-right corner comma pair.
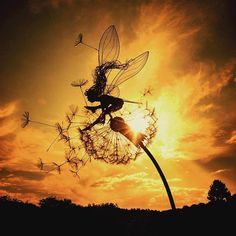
1,0 -> 236,210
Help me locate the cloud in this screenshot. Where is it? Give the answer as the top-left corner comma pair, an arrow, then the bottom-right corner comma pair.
196,144 -> 236,187
180,133 -> 206,143
196,66 -> 236,145
0,101 -> 19,163
28,0 -> 76,14
0,167 -> 46,181
210,169 -> 230,175
91,171 -> 182,192
0,166 -> 49,202
91,172 -> 150,190
90,170 -> 209,209
0,101 -> 17,118
195,0 -> 236,65
226,130 -> 236,144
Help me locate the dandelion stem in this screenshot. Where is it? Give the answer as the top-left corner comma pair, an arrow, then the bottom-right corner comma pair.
30,120 -> 55,128
46,133 -> 61,152
140,142 -> 176,210
82,42 -> 98,51
79,87 -> 88,106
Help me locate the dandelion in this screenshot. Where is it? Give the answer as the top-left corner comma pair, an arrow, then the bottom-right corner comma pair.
79,104 -> 157,164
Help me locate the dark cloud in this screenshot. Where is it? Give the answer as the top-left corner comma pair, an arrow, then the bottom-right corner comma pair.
0,166 -> 49,199
1,0 -> 235,104
197,72 -> 236,146
196,144 -> 236,183
194,68 -> 236,183
0,184 -> 47,198
194,0 -> 236,65
0,167 -> 46,181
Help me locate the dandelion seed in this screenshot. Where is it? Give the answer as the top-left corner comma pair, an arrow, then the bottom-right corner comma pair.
55,122 -> 63,134
52,162 -> 62,174
66,114 -> 72,125
71,79 -> 88,87
37,158 -> 44,170
60,133 -> 70,144
142,87 -> 153,97
21,112 -> 30,128
74,33 -> 83,47
69,105 -> 79,117
70,169 -> 80,178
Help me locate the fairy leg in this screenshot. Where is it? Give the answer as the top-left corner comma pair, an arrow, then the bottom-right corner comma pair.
106,98 -> 124,113
82,112 -> 106,131
84,105 -> 101,113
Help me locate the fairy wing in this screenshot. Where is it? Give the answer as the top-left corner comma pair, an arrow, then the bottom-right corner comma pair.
98,25 -> 120,65
105,84 -> 120,97
105,51 -> 149,95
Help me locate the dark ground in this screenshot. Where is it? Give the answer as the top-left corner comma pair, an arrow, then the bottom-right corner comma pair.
1,195 -> 235,235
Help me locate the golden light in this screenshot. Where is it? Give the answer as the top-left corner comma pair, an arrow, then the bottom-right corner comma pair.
126,111 -> 149,134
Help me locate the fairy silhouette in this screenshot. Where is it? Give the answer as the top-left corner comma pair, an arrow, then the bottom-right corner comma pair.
74,25 -> 149,131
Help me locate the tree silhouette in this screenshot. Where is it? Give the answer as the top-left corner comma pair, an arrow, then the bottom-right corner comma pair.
0,195 -> 36,209
39,196 -> 77,209
207,179 -> 231,202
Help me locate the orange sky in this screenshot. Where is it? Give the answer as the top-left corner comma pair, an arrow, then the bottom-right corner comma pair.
0,0 -> 236,210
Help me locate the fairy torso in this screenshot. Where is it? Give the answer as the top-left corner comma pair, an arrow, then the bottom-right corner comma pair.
87,62 -> 116,98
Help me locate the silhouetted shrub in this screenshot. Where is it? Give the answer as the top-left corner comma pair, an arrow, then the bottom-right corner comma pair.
39,196 -> 77,209
87,202 -> 118,209
207,179 -> 231,202
0,195 -> 37,209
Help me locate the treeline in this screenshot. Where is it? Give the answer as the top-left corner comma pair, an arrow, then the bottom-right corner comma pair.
0,179 -> 235,234
0,194 -> 235,234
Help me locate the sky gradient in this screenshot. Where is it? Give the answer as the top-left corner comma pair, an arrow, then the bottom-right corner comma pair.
0,0 -> 236,210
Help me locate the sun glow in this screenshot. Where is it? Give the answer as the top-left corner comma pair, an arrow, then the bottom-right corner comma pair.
126,111 -> 149,134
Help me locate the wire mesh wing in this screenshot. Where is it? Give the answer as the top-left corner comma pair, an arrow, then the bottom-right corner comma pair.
105,51 -> 149,94
104,84 -> 120,96
98,25 -> 120,65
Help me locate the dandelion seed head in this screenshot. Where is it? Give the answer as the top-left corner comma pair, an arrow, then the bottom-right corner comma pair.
79,104 -> 157,164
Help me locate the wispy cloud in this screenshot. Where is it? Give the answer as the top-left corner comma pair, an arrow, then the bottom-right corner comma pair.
226,130 -> 236,144
0,101 -> 17,118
